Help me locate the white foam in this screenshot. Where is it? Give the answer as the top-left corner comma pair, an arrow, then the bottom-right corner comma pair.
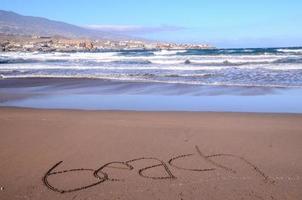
0,52 -> 121,62
277,49 -> 302,53
153,50 -> 187,56
148,55 -> 287,65
149,60 -> 185,65
2,60 -> 302,71
242,49 -> 254,52
0,63 -> 228,70
189,58 -> 278,64
237,63 -> 302,70
0,52 -> 292,65
1,74 -> 301,88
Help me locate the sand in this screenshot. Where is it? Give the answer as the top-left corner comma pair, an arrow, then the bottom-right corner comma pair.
0,107 -> 301,200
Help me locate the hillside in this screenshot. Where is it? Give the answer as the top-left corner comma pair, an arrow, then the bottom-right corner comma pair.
0,10 -> 127,40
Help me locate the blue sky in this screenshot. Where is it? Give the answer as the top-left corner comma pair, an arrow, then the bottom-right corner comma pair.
1,0 -> 302,48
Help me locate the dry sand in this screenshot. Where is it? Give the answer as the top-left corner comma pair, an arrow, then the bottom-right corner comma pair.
0,107 -> 301,200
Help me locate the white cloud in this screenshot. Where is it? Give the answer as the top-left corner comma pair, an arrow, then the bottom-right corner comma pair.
84,25 -> 184,35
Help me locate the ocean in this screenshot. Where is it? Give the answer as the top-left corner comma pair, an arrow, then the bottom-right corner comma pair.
1,47 -> 302,112
1,47 -> 302,88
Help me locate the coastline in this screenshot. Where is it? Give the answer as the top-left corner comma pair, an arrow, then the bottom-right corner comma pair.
1,77 -> 302,113
0,107 -> 301,199
1,4 -> 302,200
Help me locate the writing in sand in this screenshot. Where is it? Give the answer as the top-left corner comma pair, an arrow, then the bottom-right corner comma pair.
43,145 -> 274,193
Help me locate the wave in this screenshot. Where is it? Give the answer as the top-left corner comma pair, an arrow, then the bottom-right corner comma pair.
2,49 -> 302,89
1,74 -> 301,88
1,52 -> 297,66
0,58 -> 70,64
2,56 -> 294,66
0,58 -> 35,64
188,59 -> 274,66
111,60 -> 152,64
277,48 -> 302,53
274,57 -> 302,64
149,60 -> 185,65
0,73 -> 211,79
242,49 -> 255,52
163,73 -> 214,78
0,52 -> 121,62
2,61 -> 302,71
0,63 -> 229,70
149,58 -> 284,66
153,50 -> 187,55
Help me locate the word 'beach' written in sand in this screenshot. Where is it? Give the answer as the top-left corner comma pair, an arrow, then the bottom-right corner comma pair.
43,146 -> 273,193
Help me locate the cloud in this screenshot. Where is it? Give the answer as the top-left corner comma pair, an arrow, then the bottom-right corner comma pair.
84,25 -> 185,35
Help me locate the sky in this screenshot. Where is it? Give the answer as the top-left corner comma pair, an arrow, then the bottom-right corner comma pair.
1,0 -> 302,48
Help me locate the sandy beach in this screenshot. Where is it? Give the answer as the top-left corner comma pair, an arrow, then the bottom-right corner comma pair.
0,107 -> 301,200
1,1 -> 302,200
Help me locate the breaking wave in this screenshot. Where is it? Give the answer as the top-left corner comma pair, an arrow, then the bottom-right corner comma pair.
153,50 -> 187,55
1,47 -> 302,87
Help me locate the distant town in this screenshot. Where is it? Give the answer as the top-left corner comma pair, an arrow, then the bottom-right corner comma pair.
0,34 -> 214,52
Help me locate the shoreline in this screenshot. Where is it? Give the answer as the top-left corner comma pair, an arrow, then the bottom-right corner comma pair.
2,106 -> 302,115
1,77 -> 302,113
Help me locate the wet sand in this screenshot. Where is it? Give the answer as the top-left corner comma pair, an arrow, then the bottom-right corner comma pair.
1,78 -> 302,113
0,107 -> 301,200
0,77 -> 287,99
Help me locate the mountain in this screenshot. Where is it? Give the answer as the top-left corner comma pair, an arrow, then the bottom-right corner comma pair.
0,10 -> 128,40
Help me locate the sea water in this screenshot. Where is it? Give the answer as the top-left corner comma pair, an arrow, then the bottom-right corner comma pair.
1,47 -> 302,112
